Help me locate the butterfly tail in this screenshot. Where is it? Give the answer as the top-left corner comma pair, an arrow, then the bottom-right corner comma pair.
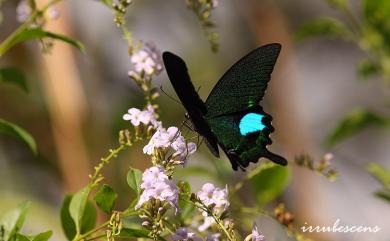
263,150 -> 288,166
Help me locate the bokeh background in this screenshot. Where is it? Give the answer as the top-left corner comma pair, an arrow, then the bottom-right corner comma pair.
0,0 -> 389,241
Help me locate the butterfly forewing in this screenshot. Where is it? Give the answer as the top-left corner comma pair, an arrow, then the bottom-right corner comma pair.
162,52 -> 220,157
205,43 -> 281,118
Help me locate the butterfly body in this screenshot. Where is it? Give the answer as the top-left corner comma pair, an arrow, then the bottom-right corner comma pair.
163,43 -> 287,170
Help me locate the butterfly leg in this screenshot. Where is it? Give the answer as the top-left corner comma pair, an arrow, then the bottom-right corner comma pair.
226,150 -> 245,171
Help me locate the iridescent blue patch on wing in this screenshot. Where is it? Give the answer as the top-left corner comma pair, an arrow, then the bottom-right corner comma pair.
239,113 -> 266,135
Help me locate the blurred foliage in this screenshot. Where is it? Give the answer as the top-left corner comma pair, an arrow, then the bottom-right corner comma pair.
297,0 -> 390,83
0,68 -> 28,92
250,164 -> 290,206
94,184 -> 118,214
367,163 -> 390,203
296,0 -> 390,147
186,0 -> 219,52
0,28 -> 85,56
294,154 -> 338,181
325,108 -> 390,147
0,202 -> 53,241
0,118 -> 37,155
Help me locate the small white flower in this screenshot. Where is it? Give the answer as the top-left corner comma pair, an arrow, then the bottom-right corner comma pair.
324,153 -> 334,162
198,216 -> 215,232
16,0 -> 32,22
212,185 -> 229,210
211,0 -> 219,8
47,7 -> 60,20
143,126 -> 180,155
131,50 -> 156,75
129,42 -> 163,77
196,183 -> 230,231
171,136 -> 197,166
206,233 -> 221,241
136,167 -> 179,213
123,105 -> 159,128
197,183 -> 216,206
123,108 -> 143,126
172,228 -> 202,241
140,166 -> 168,189
251,223 -> 265,241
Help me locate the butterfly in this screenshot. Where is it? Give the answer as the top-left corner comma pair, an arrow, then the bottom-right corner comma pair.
162,43 -> 287,171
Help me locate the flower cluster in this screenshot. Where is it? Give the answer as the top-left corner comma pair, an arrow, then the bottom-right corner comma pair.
196,183 -> 230,231
123,104 -> 161,129
16,0 -> 31,22
172,228 -> 202,241
135,166 -> 179,212
171,228 -> 222,241
143,126 -> 197,168
16,0 -> 59,23
128,42 -> 163,80
211,0 -> 219,8
249,223 -> 265,241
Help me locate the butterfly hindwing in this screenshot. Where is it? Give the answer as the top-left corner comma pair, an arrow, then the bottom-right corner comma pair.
207,106 -> 286,170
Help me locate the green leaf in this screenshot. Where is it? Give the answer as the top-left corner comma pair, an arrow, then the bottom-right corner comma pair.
16,234 -> 32,241
295,17 -> 352,41
94,184 -> 118,214
60,195 -> 76,240
0,68 -> 28,92
178,181 -> 195,221
0,28 -> 85,55
251,165 -> 290,206
0,118 -> 37,155
325,0 -> 347,9
357,59 -> 379,79
325,109 -> 390,147
0,201 -> 31,241
100,0 -> 113,7
363,0 -> 390,47
127,168 -> 142,197
367,163 -> 390,190
119,228 -> 167,241
69,187 -> 93,235
363,0 -> 390,24
80,201 -> 97,235
61,194 -> 96,240
375,190 -> 390,203
32,231 -> 52,241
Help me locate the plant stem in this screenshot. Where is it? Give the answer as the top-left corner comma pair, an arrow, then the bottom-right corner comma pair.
74,221 -> 110,241
0,0 -> 62,56
84,234 -> 106,241
90,144 -> 127,183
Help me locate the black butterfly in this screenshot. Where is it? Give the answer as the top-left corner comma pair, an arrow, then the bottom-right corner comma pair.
162,43 -> 287,171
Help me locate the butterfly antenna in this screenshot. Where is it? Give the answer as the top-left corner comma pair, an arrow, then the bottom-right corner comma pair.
160,85 -> 182,105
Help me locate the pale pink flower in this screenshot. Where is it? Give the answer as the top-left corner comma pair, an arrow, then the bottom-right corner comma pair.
171,136 -> 197,165
143,127 -> 180,155
136,167 -> 179,213
198,216 -> 215,232
211,0 -> 219,8
16,0 -> 31,22
172,228 -> 202,241
206,233 -> 221,241
251,223 -> 265,241
130,43 -> 162,76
